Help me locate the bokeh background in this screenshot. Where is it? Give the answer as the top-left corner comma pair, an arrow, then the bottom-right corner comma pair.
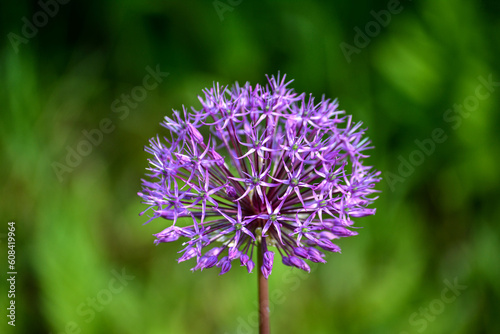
1,0 -> 499,333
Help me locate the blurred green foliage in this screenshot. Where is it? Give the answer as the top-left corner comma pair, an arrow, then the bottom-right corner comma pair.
1,0 -> 499,333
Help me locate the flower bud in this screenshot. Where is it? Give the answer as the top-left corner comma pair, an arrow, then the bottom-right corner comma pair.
178,247 -> 197,263
246,260 -> 255,273
187,122 -> 204,143
289,256 -> 310,272
194,255 -> 218,271
240,253 -> 249,266
217,256 -> 229,267
307,248 -> 326,263
261,265 -> 272,279
206,247 -> 222,257
293,247 -> 309,259
330,226 -> 358,237
282,256 -> 292,266
154,226 -> 181,242
228,247 -> 241,260
348,208 -> 376,217
211,148 -> 224,166
219,259 -> 232,275
316,239 -> 341,253
225,185 -> 237,198
319,231 -> 339,240
263,251 -> 274,271
155,234 -> 179,243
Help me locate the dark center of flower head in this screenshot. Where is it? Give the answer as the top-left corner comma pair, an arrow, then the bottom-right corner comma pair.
235,223 -> 242,230
254,140 -> 260,146
269,214 -> 278,221
291,178 -> 299,186
251,176 -> 260,185
292,143 -> 299,151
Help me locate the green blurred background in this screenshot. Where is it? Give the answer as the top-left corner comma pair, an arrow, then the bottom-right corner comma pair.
1,0 -> 499,333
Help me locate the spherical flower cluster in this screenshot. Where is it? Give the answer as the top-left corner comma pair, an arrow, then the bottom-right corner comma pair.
138,74 -> 381,278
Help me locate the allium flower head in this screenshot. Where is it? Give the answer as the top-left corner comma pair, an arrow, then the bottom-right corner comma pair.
139,74 -> 381,278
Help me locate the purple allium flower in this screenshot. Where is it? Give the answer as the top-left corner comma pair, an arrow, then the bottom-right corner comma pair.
139,74 -> 381,279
